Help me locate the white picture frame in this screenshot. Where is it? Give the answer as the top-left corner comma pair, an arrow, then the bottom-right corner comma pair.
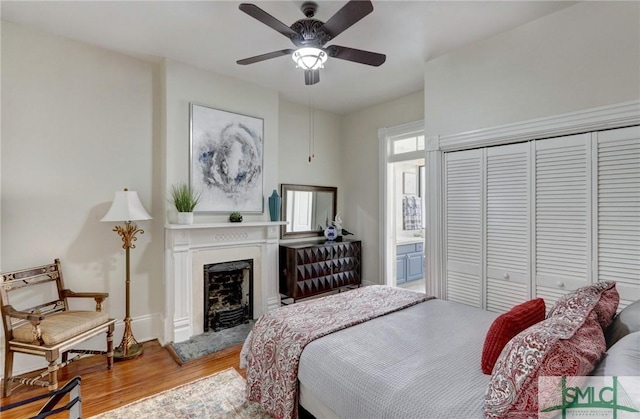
403,172 -> 417,195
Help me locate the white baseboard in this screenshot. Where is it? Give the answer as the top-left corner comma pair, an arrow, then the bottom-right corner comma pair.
0,312 -> 163,379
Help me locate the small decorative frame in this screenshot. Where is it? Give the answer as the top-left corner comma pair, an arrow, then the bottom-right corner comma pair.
403,172 -> 417,195
190,103 -> 264,213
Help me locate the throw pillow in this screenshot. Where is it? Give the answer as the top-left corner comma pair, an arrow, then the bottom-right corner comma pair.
605,299 -> 640,348
591,331 -> 640,377
481,298 -> 546,375
485,282 -> 615,418
547,281 -> 619,330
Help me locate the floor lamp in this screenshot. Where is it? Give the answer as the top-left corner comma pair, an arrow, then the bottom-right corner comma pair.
101,188 -> 152,360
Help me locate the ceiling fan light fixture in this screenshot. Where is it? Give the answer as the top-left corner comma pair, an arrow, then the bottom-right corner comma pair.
292,47 -> 327,70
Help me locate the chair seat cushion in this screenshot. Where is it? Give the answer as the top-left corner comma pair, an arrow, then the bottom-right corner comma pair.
12,311 -> 110,346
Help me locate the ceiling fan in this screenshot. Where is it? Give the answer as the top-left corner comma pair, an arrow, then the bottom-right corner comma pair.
236,0 -> 386,85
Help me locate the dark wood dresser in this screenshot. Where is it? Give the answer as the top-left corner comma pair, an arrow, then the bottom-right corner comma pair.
279,239 -> 362,301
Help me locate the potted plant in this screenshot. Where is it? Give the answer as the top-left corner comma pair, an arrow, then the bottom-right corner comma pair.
169,183 -> 200,224
229,211 -> 243,223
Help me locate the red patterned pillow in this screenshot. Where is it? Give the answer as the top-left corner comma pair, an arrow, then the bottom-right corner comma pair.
485,281 -> 616,418
548,281 -> 619,330
481,298 -> 546,374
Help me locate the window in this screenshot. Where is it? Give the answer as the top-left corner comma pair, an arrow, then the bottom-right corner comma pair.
392,135 -> 425,155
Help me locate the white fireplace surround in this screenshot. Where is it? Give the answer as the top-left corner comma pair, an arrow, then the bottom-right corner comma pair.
164,221 -> 284,343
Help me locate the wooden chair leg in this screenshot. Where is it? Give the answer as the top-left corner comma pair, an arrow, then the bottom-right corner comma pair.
42,347 -> 60,393
107,325 -> 114,369
3,350 -> 14,397
47,360 -> 59,391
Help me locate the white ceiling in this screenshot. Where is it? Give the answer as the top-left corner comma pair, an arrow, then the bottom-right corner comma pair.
1,1 -> 576,114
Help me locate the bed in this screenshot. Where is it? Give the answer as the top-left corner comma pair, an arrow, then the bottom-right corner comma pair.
242,282 -> 629,419
298,298 -> 498,418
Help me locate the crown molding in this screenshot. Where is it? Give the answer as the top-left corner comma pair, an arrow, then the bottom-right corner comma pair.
438,100 -> 640,152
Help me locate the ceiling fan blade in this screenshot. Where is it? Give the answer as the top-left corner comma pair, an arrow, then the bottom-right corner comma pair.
326,45 -> 386,66
237,49 -> 295,65
304,69 -> 320,86
239,3 -> 298,39
318,0 -> 374,42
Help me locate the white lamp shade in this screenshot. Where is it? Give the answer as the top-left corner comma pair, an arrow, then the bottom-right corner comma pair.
101,190 -> 152,222
292,47 -> 327,70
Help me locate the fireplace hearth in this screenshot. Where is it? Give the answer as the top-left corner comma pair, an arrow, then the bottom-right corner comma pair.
204,260 -> 253,332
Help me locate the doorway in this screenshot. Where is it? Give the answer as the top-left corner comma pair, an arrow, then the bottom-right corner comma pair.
379,121 -> 426,291
392,159 -> 425,291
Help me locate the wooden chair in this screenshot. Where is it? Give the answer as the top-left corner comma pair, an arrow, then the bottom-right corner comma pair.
1,259 -> 116,397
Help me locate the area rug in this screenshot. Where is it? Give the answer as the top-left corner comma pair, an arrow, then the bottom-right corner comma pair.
89,368 -> 270,419
168,322 -> 254,364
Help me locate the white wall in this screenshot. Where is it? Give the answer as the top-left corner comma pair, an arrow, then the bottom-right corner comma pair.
4,0 -> 636,378
340,1 -> 640,289
0,21 -> 346,377
341,91 -> 424,285
424,1 -> 640,137
163,59 -> 280,224
1,21 -> 163,375
278,98 -> 344,220
422,1 -> 640,298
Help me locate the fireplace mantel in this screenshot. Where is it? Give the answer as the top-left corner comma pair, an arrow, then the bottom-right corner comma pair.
164,221 -> 285,343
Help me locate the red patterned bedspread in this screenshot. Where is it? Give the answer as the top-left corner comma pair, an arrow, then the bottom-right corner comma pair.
245,285 -> 433,418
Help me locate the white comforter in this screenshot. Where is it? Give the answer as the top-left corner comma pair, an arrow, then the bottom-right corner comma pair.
298,299 -> 499,419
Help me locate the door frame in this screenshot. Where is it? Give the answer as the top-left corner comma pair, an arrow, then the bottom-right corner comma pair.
378,120 -> 426,287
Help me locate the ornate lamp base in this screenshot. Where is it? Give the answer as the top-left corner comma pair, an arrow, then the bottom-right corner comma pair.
114,343 -> 144,360
114,317 -> 143,361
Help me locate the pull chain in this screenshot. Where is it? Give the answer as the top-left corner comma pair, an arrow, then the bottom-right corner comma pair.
308,88 -> 315,162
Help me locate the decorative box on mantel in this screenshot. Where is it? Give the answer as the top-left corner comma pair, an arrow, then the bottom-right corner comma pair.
164,221 -> 285,344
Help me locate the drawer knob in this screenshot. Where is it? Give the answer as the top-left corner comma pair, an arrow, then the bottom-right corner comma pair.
557,281 -> 565,288
503,273 -> 510,280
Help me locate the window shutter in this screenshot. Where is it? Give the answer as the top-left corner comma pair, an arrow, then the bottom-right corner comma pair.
445,149 -> 483,307
486,143 -> 530,312
595,125 -> 640,308
534,133 -> 592,302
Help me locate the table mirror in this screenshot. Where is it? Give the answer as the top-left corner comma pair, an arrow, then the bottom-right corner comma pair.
280,184 -> 337,239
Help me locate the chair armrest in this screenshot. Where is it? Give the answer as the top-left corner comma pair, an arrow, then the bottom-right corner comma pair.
62,290 -> 109,312
62,290 -> 109,299
4,305 -> 47,344
3,305 -> 45,323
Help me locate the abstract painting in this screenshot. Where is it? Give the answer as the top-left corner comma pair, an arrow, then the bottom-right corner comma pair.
190,104 -> 264,213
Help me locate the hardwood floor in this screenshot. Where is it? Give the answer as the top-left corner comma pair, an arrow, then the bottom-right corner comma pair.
1,340 -> 245,418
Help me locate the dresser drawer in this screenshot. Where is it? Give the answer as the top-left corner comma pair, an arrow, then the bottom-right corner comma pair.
280,240 -> 362,301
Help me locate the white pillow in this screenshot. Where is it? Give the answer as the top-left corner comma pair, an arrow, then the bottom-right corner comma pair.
591,331 -> 640,376
606,299 -> 640,348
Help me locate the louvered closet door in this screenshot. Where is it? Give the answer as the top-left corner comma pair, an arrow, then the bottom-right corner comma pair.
486,143 -> 530,312
445,149 -> 483,307
534,133 -> 592,308
595,126 -> 640,309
